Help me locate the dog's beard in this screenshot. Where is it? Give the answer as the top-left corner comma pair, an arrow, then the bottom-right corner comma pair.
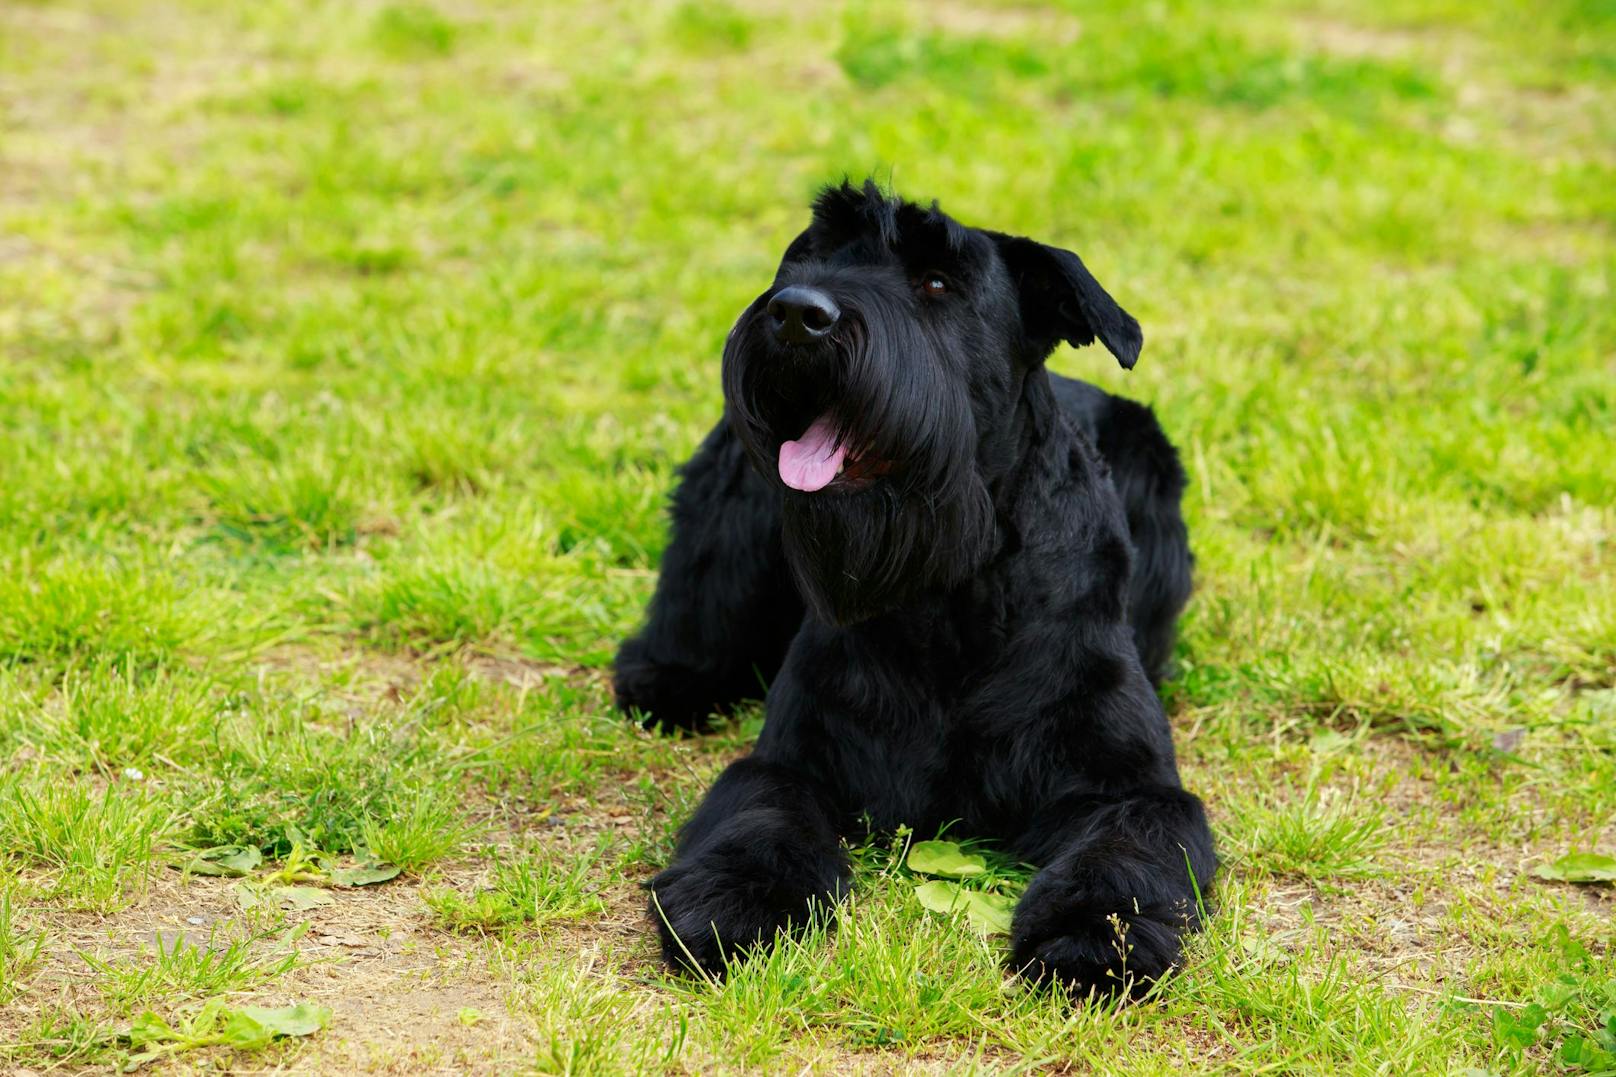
781,478 -> 995,625
724,292 -> 999,625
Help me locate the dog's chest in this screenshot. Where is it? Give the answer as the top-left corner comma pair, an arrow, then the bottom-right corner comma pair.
784,618 -> 1050,836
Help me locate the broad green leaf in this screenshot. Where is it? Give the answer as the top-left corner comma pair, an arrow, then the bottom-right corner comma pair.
1493,1003 -> 1548,1051
1535,981 -> 1578,1011
234,882 -> 268,910
190,997 -> 231,1035
274,886 -> 335,911
912,880 -> 1016,935
235,882 -> 335,911
182,845 -> 263,877
120,1000 -> 328,1067
1532,852 -> 1616,884
1308,730 -> 1350,754
219,1009 -> 274,1051
331,860 -> 401,887
907,840 -> 986,878
914,879 -> 964,915
237,1003 -> 330,1039
961,889 -> 1016,935
127,1011 -> 174,1048
1562,1034 -> 1616,1071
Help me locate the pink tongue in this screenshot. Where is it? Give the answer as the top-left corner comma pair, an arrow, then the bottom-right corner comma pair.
778,414 -> 846,492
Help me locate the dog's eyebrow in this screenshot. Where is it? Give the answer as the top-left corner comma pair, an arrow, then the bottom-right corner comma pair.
927,201 -> 968,254
866,181 -> 900,247
810,182 -> 968,259
811,179 -> 901,249
893,199 -> 967,256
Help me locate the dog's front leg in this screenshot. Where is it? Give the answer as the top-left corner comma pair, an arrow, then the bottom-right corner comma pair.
1009,785 -> 1216,998
614,419 -> 804,732
648,756 -> 849,977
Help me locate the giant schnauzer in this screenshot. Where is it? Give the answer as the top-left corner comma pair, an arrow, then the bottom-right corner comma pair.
614,180 -> 1215,997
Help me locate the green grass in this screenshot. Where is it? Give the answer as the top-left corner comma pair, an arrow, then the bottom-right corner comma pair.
76,928 -> 301,1014
0,777 -> 172,911
0,888 -> 47,1006
425,840 -> 616,933
1,0 -> 1613,1071
1223,764 -> 1393,882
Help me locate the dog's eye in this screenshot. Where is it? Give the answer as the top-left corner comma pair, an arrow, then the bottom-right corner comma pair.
920,274 -> 949,297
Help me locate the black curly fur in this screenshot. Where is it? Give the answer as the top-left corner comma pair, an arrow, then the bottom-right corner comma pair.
615,181 -> 1214,996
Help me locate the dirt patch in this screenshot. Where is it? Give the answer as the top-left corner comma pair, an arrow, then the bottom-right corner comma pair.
929,1 -> 1082,44
465,652 -> 593,691
248,642 -> 605,700
8,858 -> 575,1072
279,866 -> 531,1069
1294,16 -> 1421,60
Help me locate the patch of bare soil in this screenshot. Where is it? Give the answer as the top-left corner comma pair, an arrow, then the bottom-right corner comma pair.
928,1 -> 1082,44
8,865 -> 518,1070
465,653 -> 594,691
10,845 -> 670,1074
1230,735 -> 1615,1004
277,895 -> 533,1075
1294,16 -> 1421,61
248,642 -> 600,700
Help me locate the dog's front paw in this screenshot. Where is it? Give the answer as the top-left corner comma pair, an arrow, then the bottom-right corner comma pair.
1009,879 -> 1191,999
647,855 -> 839,977
612,642 -> 717,733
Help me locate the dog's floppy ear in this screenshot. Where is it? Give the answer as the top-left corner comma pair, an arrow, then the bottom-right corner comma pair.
990,232 -> 1143,369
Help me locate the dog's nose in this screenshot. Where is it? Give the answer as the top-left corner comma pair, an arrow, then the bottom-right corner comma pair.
767,286 -> 840,344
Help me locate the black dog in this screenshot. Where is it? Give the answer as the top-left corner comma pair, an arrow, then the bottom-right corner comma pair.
614,181 -> 1215,997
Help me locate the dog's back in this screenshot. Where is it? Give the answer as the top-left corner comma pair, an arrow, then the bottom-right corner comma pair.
1051,375 -> 1193,684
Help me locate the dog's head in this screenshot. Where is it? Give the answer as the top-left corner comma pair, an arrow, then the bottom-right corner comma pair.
722,179 -> 1141,625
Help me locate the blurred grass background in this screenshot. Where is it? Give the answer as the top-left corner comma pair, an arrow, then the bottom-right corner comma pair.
1,0 -> 1613,1071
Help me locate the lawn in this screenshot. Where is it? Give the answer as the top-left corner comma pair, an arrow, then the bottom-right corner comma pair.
1,0 -> 1613,1071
